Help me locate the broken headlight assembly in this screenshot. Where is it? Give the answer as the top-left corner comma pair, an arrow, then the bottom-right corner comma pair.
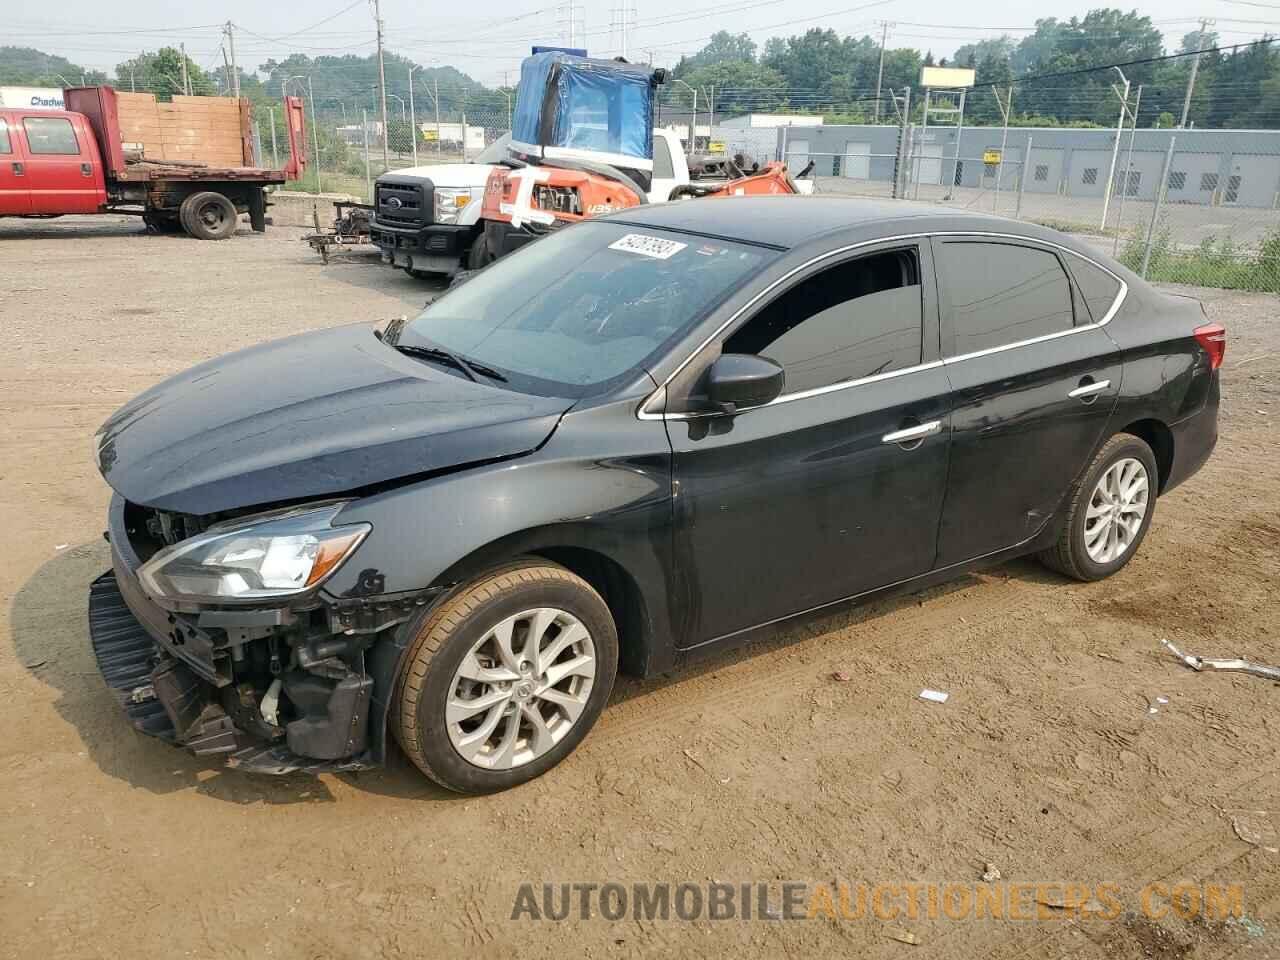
137,504 -> 370,603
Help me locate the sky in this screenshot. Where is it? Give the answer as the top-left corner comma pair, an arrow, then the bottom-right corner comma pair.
8,0 -> 1280,88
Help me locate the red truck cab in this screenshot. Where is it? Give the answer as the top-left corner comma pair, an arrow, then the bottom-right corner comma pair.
0,109 -> 108,216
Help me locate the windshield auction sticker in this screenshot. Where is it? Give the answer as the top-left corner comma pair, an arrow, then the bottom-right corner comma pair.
608,234 -> 688,260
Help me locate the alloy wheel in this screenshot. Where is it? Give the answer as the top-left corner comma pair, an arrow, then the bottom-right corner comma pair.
446,607 -> 596,769
1084,457 -> 1150,564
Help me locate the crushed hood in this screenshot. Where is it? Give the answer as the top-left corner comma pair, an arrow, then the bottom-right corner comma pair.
96,323 -> 571,514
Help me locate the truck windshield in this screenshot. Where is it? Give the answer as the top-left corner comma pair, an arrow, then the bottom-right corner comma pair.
403,221 -> 774,398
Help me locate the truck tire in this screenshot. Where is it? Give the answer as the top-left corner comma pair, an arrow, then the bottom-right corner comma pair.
467,232 -> 494,270
179,191 -> 239,241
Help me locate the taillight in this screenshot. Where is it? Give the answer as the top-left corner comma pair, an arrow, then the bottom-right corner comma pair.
1194,323 -> 1226,371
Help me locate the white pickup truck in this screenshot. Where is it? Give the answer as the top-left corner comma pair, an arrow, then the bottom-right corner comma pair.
369,129 -> 809,279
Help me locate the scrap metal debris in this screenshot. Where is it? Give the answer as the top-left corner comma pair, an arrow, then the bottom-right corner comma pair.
981,862 -> 1002,883
918,688 -> 950,704
1160,639 -> 1280,681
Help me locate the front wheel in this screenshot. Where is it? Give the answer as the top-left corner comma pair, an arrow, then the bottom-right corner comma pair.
393,560 -> 618,793
1040,433 -> 1158,581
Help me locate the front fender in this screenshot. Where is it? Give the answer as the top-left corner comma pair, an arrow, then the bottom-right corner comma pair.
323,395 -> 676,762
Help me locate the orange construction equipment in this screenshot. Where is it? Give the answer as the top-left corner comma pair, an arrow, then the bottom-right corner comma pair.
475,50 -> 804,265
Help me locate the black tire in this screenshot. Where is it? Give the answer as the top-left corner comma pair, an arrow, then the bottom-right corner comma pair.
393,560 -> 618,794
1039,433 -> 1159,582
179,191 -> 238,240
466,231 -> 493,270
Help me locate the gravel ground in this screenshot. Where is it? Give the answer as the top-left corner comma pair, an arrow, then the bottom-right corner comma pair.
0,215 -> 1277,959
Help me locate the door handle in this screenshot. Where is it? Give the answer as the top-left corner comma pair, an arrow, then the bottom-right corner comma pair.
11,162 -> 23,176
1068,379 -> 1111,400
81,162 -> 93,177
882,420 -> 942,445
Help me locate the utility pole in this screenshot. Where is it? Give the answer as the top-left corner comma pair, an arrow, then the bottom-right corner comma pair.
408,65 -> 419,166
372,0 -> 390,166
180,42 -> 190,96
874,20 -> 895,123
129,60 -> 136,93
1101,66 -> 1130,232
224,22 -> 240,98
309,75 -> 322,193
1179,18 -> 1214,129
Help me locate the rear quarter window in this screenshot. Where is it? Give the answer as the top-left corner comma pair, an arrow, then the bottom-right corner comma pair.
0,119 -> 10,154
1067,256 -> 1124,325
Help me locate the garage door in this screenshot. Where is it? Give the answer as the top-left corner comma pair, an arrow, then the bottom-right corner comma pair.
843,141 -> 871,180
1025,147 -> 1064,194
1068,149 -> 1113,198
1224,154 -> 1280,208
1165,153 -> 1221,205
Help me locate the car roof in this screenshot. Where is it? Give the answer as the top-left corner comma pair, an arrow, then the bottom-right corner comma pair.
606,195 -> 1067,253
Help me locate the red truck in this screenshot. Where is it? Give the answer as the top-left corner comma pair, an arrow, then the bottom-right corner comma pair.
0,86 -> 307,239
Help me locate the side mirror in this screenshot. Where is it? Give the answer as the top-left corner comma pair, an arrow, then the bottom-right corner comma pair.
706,354 -> 785,414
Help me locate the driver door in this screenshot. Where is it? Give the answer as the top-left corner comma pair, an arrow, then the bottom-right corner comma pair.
665,241 -> 953,645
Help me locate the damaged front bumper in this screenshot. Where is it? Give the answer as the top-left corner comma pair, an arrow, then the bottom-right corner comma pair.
88,570 -> 375,774
86,495 -> 430,775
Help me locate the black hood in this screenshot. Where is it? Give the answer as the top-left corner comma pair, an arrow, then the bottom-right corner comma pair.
96,323 -> 571,514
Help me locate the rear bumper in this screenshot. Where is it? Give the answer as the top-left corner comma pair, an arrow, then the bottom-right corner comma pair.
1164,373 -> 1220,494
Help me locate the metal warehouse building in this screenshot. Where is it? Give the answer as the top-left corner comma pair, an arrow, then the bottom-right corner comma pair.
719,124 -> 1280,210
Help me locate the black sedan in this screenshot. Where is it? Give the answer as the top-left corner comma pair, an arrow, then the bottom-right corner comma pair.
89,197 -> 1223,793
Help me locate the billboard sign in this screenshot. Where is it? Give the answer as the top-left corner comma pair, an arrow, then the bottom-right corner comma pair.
920,67 -> 976,88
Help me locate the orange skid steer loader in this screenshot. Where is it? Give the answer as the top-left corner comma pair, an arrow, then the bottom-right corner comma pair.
475,50 -> 806,265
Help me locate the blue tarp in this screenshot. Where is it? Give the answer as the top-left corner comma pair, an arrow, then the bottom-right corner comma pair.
511,52 -> 653,162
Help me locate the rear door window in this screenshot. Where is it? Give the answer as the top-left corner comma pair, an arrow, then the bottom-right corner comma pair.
723,247 -> 924,394
0,119 -> 11,154
23,116 -> 80,155
935,241 -> 1075,356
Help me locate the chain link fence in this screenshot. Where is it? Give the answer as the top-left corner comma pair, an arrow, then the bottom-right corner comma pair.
273,107 -> 509,203
276,84 -> 1278,293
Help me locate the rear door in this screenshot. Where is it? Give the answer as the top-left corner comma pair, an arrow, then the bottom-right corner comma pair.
18,113 -> 104,215
932,236 -> 1123,565
0,115 -> 31,214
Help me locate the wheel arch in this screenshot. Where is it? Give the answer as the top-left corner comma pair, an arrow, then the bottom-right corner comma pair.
429,532 -> 658,678
364,530 -> 660,767
1117,417 -> 1174,493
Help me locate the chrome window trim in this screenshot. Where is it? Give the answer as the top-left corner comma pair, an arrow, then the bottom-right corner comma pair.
637,230 -> 1128,422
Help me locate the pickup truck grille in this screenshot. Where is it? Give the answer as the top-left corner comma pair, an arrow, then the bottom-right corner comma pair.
374,177 -> 432,229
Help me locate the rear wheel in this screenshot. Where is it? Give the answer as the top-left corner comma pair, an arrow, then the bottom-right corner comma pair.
1040,433 -> 1158,581
393,560 -> 618,793
179,191 -> 238,240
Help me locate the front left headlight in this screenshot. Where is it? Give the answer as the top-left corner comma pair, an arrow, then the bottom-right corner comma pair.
137,504 -> 370,603
434,187 -> 476,224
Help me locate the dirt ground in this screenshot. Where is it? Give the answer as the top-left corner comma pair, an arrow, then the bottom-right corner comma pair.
0,215 -> 1276,960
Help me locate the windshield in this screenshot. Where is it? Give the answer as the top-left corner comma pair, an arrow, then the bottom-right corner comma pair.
473,133 -> 511,165
403,221 -> 774,398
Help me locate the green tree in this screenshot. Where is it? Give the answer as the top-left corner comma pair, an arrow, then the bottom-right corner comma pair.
115,47 -> 211,99
676,60 -> 787,116
675,31 -> 758,73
